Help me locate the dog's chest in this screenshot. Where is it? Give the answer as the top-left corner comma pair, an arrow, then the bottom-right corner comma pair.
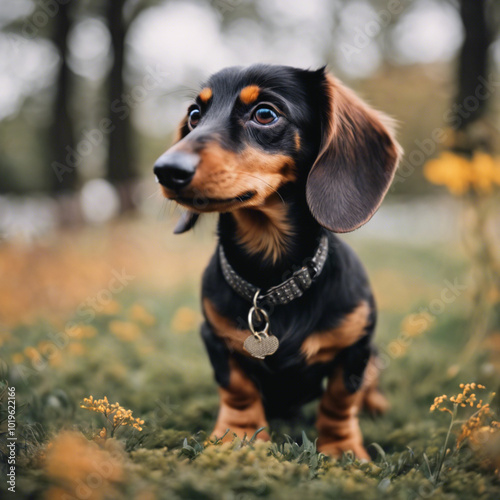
203,294 -> 316,359
203,287 -> 368,368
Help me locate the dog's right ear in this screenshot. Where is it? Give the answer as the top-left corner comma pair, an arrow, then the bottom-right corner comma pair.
171,116 -> 200,234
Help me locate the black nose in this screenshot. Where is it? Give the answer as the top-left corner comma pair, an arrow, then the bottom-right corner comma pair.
153,152 -> 199,190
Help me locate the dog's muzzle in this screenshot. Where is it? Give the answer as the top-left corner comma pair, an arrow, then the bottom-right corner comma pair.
153,151 -> 200,191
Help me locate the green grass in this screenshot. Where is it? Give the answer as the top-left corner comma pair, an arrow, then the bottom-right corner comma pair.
1,234 -> 499,499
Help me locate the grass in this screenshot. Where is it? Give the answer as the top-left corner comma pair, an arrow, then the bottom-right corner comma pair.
0,218 -> 499,499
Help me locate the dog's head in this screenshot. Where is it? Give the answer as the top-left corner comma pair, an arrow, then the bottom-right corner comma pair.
154,65 -> 401,233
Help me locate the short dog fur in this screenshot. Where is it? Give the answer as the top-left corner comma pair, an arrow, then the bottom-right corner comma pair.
154,65 -> 401,458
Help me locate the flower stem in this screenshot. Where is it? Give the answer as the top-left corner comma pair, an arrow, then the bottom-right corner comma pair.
435,404 -> 457,484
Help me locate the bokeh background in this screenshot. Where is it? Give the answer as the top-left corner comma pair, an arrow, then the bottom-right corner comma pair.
2,1 -> 500,499
0,0 -> 498,225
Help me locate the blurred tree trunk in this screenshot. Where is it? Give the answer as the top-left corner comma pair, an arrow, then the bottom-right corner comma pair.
49,1 -> 83,225
453,0 -> 491,135
106,0 -> 136,212
50,1 -> 77,194
453,0 -> 499,366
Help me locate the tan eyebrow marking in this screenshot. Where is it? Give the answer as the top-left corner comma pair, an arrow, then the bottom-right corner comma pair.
294,132 -> 301,151
240,85 -> 260,105
199,87 -> 213,102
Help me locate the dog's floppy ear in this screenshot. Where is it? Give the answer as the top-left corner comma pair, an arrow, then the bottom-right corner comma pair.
306,71 -> 401,233
172,116 -> 200,234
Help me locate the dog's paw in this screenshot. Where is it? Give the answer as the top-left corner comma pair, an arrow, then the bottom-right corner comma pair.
363,388 -> 390,415
211,426 -> 270,443
317,440 -> 370,461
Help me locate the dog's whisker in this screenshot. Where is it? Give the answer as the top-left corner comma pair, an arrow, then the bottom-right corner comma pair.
156,199 -> 167,222
147,188 -> 163,201
169,202 -> 179,217
158,86 -> 198,101
240,173 -> 286,205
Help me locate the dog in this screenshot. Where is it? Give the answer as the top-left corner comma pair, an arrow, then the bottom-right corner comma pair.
153,65 -> 401,459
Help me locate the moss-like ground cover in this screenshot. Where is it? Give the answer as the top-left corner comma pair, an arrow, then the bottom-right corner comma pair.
1,220 -> 499,499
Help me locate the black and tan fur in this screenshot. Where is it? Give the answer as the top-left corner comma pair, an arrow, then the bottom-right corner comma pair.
153,65 -> 400,459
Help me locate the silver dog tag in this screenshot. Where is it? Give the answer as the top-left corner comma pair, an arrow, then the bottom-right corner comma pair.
244,332 -> 280,359
244,291 -> 279,359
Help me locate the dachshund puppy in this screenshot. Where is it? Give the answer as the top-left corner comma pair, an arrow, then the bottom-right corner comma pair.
154,65 -> 401,459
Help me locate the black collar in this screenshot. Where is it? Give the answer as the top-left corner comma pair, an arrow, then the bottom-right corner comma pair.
218,233 -> 329,306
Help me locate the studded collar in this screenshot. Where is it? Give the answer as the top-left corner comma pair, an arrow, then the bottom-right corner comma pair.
218,233 -> 329,306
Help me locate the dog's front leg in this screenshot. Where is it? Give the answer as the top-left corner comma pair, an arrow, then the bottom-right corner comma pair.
212,357 -> 270,442
316,365 -> 369,460
201,321 -> 269,442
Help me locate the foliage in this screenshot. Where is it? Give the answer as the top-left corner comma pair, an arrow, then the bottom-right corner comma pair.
1,224 -> 500,499
424,144 -> 500,379
268,431 -> 327,479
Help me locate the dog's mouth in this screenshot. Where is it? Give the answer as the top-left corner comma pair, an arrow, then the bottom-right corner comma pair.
172,190 -> 256,211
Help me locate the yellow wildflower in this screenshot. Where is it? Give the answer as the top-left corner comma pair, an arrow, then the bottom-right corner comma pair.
80,395 -> 145,437
171,307 -> 201,333
69,324 -> 97,339
430,383 -> 499,449
67,342 -> 86,356
424,152 -> 472,195
11,352 -> 24,364
430,395 -> 449,413
424,151 -> 500,195
48,350 -> 63,367
471,152 -> 498,193
100,299 -> 121,315
109,320 -> 141,341
129,303 -> 156,326
457,404 -> 495,448
24,346 -> 41,362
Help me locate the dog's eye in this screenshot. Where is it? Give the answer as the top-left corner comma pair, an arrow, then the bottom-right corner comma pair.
253,107 -> 278,125
188,108 -> 201,129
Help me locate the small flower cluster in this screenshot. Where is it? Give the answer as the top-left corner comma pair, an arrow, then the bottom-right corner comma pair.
80,395 -> 144,437
457,405 -> 500,448
424,151 -> 500,195
430,394 -> 450,414
451,383 -> 486,407
430,383 -> 499,449
431,383 -> 488,412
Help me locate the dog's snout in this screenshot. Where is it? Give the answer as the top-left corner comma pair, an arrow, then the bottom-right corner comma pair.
153,152 -> 199,190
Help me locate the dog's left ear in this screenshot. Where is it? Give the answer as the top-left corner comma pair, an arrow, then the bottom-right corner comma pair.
306,71 -> 402,233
